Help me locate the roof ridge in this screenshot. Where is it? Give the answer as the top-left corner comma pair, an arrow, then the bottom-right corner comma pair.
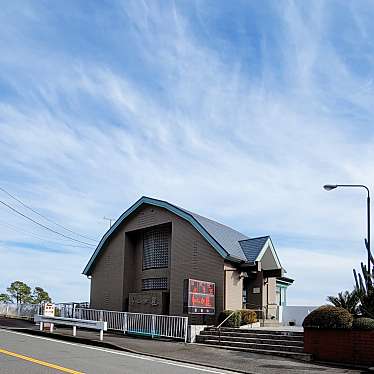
239,235 -> 270,242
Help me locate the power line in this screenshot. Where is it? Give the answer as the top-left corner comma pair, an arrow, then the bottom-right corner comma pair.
0,220 -> 93,249
0,186 -> 97,242
0,199 -> 96,247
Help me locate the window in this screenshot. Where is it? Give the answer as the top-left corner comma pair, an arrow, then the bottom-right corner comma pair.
142,277 -> 168,290
143,227 -> 169,269
276,286 -> 287,306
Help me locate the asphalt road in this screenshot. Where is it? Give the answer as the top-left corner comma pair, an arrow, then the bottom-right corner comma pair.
0,329 -> 239,374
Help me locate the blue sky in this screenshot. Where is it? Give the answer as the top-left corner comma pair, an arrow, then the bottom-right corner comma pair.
1,0 -> 374,305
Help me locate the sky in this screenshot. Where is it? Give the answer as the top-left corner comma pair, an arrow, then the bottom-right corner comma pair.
1,0 -> 374,305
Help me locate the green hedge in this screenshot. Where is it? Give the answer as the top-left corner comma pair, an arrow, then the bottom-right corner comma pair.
218,310 -> 241,328
240,309 -> 257,325
303,305 -> 353,329
352,317 -> 374,330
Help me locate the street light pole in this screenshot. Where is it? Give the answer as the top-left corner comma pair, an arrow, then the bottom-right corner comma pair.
323,184 -> 371,272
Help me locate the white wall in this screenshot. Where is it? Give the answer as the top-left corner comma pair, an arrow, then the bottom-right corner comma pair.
280,305 -> 318,326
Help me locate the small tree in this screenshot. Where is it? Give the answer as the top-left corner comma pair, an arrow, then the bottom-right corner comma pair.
32,287 -> 51,304
6,281 -> 32,304
0,293 -> 12,304
327,290 -> 360,315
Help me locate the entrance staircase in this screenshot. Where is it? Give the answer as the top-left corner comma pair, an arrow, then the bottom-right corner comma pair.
196,327 -> 312,361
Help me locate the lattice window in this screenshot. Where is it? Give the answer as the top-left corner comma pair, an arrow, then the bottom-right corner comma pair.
142,277 -> 168,290
143,227 -> 169,269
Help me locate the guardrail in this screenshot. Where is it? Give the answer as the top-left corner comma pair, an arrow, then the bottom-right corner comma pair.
74,308 -> 188,342
34,315 -> 107,341
0,303 -> 42,319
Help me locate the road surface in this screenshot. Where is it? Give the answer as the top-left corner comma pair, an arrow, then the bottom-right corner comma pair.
0,329 -> 238,374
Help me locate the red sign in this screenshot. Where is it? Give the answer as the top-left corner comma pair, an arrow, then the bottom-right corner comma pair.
184,279 -> 215,315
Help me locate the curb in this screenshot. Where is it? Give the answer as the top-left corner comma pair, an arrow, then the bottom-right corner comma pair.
8,327 -> 255,374
5,327 -> 371,372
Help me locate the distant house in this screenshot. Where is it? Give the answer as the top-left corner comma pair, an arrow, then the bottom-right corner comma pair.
83,196 -> 293,322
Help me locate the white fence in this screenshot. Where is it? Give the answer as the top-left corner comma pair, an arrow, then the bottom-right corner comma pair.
74,308 -> 188,342
0,303 -> 42,319
0,303 -> 188,342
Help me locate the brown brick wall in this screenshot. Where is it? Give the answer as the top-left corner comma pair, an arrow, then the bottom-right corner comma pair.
89,229 -> 125,311
169,215 -> 224,323
304,329 -> 374,366
89,204 -> 225,321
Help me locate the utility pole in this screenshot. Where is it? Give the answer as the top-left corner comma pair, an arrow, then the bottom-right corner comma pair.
103,216 -> 115,229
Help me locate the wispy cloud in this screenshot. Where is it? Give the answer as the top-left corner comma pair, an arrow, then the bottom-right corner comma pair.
0,1 -> 374,304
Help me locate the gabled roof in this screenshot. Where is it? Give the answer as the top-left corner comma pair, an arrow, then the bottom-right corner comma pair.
83,196 -> 279,275
239,236 -> 270,262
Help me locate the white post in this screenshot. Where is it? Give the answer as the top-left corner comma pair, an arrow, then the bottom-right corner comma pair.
151,315 -> 155,338
73,325 -> 77,337
184,317 -> 188,343
99,329 -> 104,341
40,322 -> 43,331
123,313 -> 128,335
100,310 -> 103,321
50,323 -> 54,333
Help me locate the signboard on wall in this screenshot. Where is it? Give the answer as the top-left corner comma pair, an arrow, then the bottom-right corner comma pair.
184,279 -> 215,315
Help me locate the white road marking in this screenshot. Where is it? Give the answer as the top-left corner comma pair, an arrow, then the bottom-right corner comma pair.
0,329 -> 239,374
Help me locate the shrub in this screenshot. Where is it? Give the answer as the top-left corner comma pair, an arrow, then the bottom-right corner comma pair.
218,310 -> 241,328
352,317 -> 374,330
240,309 -> 257,325
302,305 -> 353,329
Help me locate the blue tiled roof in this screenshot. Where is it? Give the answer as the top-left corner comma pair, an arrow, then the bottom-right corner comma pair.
239,236 -> 270,262
180,209 -> 249,261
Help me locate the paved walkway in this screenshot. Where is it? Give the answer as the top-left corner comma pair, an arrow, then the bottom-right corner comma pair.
0,317 -> 362,374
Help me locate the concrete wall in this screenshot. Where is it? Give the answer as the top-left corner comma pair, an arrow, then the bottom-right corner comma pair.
281,305 -> 318,326
224,263 -> 243,310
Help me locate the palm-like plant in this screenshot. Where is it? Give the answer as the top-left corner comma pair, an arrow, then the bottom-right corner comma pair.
353,238 -> 374,318
327,290 -> 360,315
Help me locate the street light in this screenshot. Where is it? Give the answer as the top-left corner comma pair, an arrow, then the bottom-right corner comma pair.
323,184 -> 371,272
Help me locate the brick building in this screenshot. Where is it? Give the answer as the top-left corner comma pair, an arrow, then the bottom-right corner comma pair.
83,197 -> 293,322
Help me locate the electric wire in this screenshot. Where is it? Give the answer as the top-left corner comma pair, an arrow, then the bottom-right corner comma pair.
0,186 -> 97,242
0,220 -> 94,249
0,199 -> 96,247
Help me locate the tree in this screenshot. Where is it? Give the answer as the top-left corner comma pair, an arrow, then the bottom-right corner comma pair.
6,281 -> 32,304
32,287 -> 51,304
327,290 -> 360,315
0,293 -> 12,304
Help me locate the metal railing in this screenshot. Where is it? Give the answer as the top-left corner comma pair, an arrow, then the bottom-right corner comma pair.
74,308 -> 188,342
216,311 -> 236,343
0,303 -> 42,319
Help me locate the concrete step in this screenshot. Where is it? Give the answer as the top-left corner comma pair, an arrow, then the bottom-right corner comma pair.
197,338 -> 304,353
200,330 -> 304,342
196,334 -> 303,347
261,320 -> 282,327
204,327 -> 304,337
196,342 -> 312,362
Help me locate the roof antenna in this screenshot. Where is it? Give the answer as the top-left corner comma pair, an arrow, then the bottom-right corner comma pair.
103,216 -> 115,229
